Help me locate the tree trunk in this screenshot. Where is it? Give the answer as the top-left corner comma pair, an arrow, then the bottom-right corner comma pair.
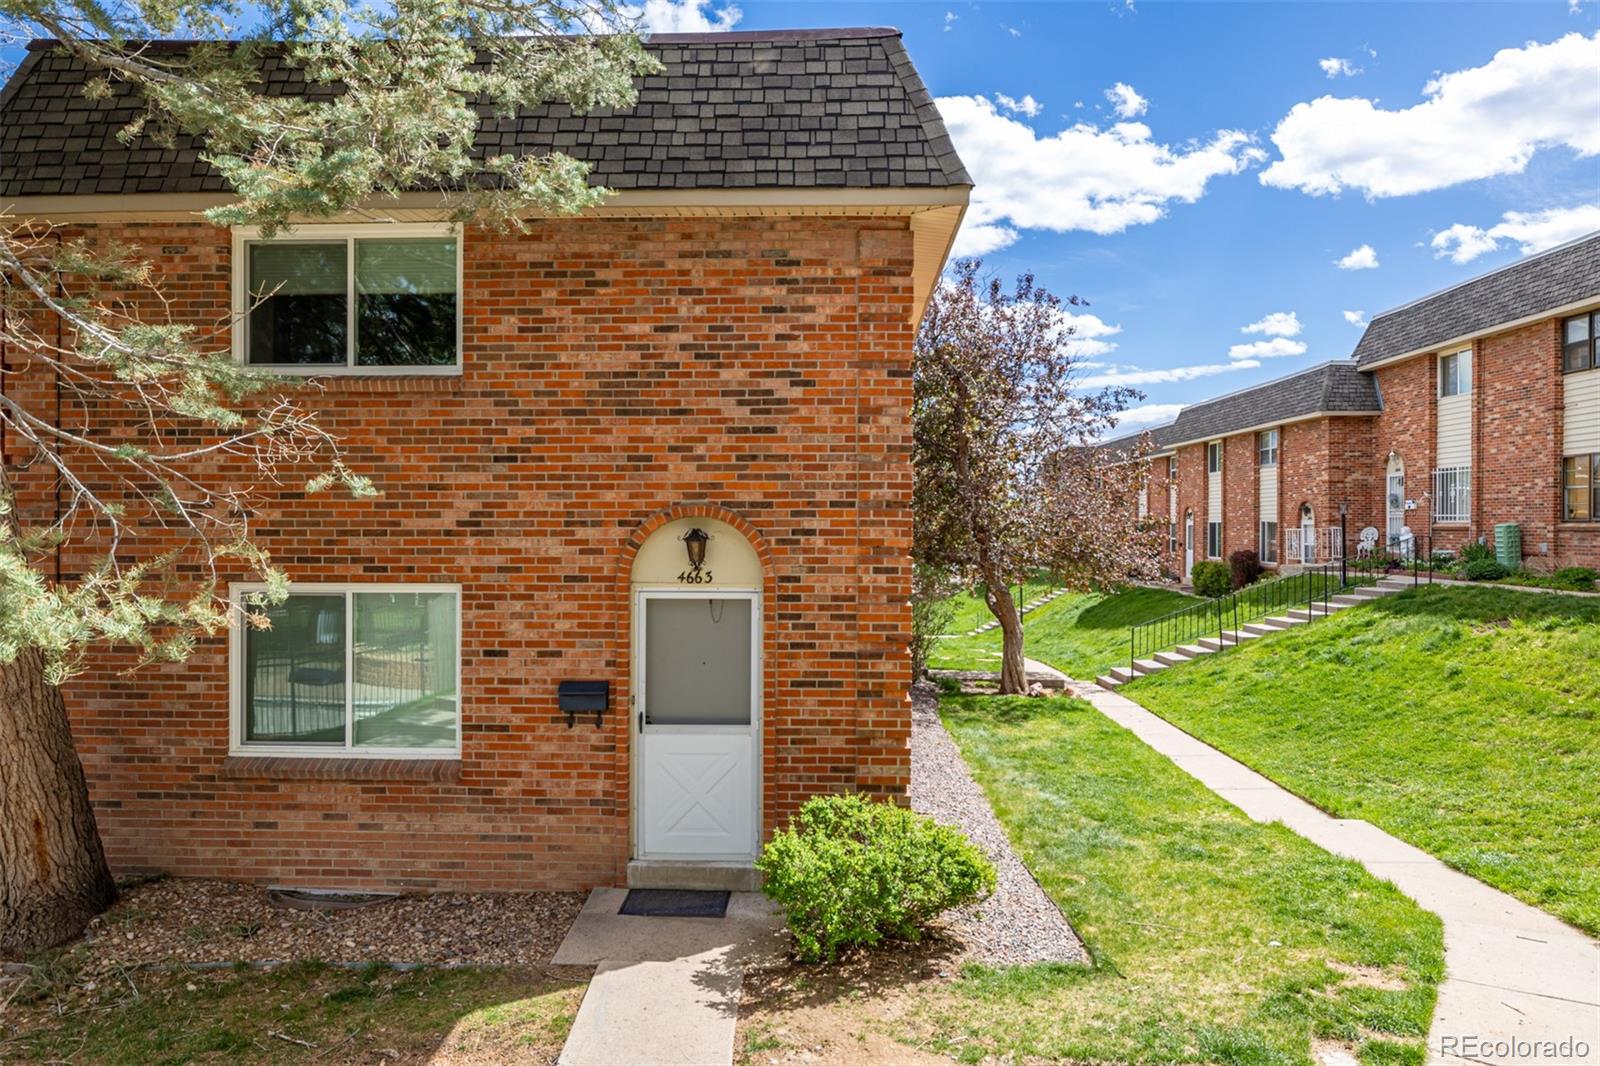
0,648 -> 117,958
984,580 -> 1028,695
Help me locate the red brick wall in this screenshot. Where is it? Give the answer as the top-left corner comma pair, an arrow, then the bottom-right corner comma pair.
1175,442 -> 1207,578
1476,321 -> 1563,564
13,215 -> 916,892
1223,433 -> 1256,560
1372,357 -> 1435,550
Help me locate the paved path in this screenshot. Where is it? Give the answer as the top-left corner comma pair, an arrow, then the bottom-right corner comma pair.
1073,681 -> 1600,1066
553,888 -> 786,1066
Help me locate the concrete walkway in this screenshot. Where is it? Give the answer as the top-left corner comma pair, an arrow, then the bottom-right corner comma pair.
553,888 -> 785,1066
1073,682 -> 1600,1066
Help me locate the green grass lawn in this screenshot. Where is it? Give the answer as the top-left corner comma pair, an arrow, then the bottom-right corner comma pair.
930,585 -> 1198,679
1127,584 -> 1600,935
916,695 -> 1442,1065
1,960 -> 582,1064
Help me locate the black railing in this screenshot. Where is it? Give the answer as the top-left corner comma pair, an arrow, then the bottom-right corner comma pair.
1348,533 -> 1436,587
1129,563 -> 1359,675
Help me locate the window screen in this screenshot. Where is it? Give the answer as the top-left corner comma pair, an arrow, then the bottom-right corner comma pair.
645,598 -> 753,726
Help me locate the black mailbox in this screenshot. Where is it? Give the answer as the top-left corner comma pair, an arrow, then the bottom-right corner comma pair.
558,680 -> 609,729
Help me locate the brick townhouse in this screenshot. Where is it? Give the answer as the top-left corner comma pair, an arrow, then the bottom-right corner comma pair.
0,29 -> 969,891
1109,233 -> 1600,578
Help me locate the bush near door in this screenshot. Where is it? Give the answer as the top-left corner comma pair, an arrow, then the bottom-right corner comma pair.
1228,549 -> 1262,589
1190,561 -> 1231,598
756,794 -> 995,963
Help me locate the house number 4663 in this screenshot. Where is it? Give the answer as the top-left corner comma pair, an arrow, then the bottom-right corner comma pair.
677,569 -> 714,584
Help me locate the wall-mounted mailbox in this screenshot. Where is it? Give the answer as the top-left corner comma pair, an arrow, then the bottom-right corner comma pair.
558,680 -> 609,729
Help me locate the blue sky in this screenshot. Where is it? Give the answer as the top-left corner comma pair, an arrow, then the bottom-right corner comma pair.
643,0 -> 1600,431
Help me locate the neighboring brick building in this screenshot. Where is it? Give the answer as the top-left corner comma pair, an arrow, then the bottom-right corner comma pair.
0,30 -> 969,891
1107,233 -> 1600,578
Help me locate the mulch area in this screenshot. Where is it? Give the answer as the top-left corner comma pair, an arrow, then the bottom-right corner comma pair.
62,878 -> 587,969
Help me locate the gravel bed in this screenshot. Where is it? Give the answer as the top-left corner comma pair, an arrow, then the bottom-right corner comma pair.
910,684 -> 1087,966
74,878 -> 585,968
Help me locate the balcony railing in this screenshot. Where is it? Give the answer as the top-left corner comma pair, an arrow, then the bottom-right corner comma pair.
1284,525 -> 1345,564
1432,466 -> 1471,524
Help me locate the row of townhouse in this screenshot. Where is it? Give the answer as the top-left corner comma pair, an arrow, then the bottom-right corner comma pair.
1109,232 -> 1600,579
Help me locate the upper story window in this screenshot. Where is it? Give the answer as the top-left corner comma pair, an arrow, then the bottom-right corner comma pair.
1168,455 -> 1178,479
1439,350 -> 1471,396
1564,312 -> 1598,374
1256,429 -> 1278,467
235,224 -> 461,374
1207,442 -> 1223,474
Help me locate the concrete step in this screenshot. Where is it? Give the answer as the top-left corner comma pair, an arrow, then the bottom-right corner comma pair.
1153,650 -> 1191,667
1130,658 -> 1168,676
1331,594 -> 1368,606
1241,622 -> 1282,636
1263,615 -> 1304,629
1096,674 -> 1122,690
1175,643 -> 1215,657
1106,666 -> 1135,684
1195,635 -> 1241,651
626,860 -> 761,893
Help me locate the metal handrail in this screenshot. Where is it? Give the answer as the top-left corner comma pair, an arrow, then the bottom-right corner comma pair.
1129,562 -> 1358,675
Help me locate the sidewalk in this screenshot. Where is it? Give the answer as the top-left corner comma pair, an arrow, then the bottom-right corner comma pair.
1073,681 -> 1600,1066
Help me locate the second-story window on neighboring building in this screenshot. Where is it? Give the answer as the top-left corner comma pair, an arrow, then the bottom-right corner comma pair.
1564,312 -> 1599,373
1168,455 -> 1178,480
236,224 -> 462,373
1564,454 -> 1598,521
1207,442 -> 1222,473
1257,429 -> 1278,466
1439,350 -> 1470,396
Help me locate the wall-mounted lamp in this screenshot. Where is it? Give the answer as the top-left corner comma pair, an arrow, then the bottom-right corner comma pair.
682,527 -> 710,571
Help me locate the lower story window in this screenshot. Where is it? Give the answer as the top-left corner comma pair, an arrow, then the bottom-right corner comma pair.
235,586 -> 460,755
1259,521 -> 1279,564
1207,521 -> 1222,559
1168,522 -> 1178,553
1564,454 -> 1599,521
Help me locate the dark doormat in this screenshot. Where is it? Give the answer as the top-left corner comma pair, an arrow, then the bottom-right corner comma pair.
619,889 -> 731,918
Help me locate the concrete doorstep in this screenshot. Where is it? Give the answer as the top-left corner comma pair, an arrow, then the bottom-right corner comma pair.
553,888 -> 787,1066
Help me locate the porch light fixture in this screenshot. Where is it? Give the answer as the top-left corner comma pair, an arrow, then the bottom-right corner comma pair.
682,527 -> 711,571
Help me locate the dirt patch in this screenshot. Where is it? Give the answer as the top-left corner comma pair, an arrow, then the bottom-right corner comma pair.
1328,961 -> 1410,991
736,937 -> 961,1066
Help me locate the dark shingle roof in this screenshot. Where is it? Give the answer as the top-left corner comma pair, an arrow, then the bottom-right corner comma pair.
1100,361 -> 1381,456
1352,232 -> 1600,368
0,28 -> 970,198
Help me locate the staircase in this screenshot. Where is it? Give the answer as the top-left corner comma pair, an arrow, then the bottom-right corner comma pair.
1096,575 -> 1411,690
966,586 -> 1070,635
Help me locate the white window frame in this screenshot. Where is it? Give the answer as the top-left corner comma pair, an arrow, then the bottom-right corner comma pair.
1259,520 -> 1279,564
229,582 -> 464,759
1439,349 -> 1470,398
1256,429 -> 1279,467
1207,442 -> 1223,474
231,223 -> 464,376
1206,520 -> 1222,559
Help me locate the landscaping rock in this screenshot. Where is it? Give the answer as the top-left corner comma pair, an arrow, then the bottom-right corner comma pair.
909,684 -> 1087,966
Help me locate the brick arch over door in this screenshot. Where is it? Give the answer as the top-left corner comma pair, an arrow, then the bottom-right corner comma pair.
612,502 -> 781,835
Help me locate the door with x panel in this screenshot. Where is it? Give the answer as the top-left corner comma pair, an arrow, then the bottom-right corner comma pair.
636,590 -> 760,861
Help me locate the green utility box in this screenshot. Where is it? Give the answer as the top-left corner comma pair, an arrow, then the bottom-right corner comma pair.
1494,523 -> 1522,569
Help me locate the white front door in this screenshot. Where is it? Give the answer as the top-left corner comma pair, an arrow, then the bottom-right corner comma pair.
1301,510 -> 1316,564
637,590 -> 759,861
1387,469 -> 1406,548
1184,515 -> 1195,577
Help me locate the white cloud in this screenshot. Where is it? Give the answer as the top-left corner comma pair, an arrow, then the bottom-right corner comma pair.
944,10 -> 958,30
1430,204 -> 1600,263
1319,57 -> 1362,78
1343,310 -> 1368,327
1080,359 -> 1261,388
1002,23 -> 1022,37
995,92 -> 1043,118
629,0 -> 741,32
1109,403 -> 1185,432
1229,338 -> 1307,359
1336,244 -> 1380,270
1058,311 -> 1122,358
1263,32 -> 1600,198
1104,82 -> 1149,119
1241,311 -> 1302,337
939,94 -> 1264,254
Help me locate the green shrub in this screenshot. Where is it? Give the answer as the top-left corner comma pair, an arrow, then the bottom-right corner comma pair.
1228,549 -> 1262,589
1554,566 -> 1599,590
1463,558 -> 1508,581
756,793 -> 995,963
1458,540 -> 1494,565
1190,561 -> 1231,598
